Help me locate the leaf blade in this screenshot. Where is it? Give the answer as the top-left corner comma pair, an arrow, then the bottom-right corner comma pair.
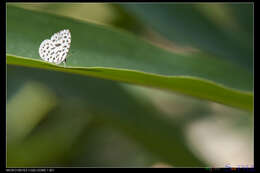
7,5 -> 253,112
7,54 -> 253,112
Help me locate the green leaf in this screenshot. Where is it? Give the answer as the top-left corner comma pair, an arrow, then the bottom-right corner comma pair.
7,5 -> 253,111
119,3 -> 253,70
7,55 -> 253,112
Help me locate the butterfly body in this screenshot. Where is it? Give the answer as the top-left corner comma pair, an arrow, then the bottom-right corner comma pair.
39,29 -> 71,65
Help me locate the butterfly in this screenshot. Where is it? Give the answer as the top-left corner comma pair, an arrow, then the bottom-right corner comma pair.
39,29 -> 71,65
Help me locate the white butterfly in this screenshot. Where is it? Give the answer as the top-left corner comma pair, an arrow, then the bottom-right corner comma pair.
39,29 -> 71,65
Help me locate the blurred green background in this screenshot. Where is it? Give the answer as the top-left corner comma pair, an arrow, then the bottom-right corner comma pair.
7,3 -> 253,167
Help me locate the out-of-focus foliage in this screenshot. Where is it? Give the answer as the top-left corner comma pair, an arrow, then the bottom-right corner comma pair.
7,65 -> 207,167
7,3 -> 253,167
119,3 -> 253,70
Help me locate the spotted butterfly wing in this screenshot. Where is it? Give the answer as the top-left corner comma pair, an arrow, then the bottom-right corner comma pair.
39,29 -> 71,64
